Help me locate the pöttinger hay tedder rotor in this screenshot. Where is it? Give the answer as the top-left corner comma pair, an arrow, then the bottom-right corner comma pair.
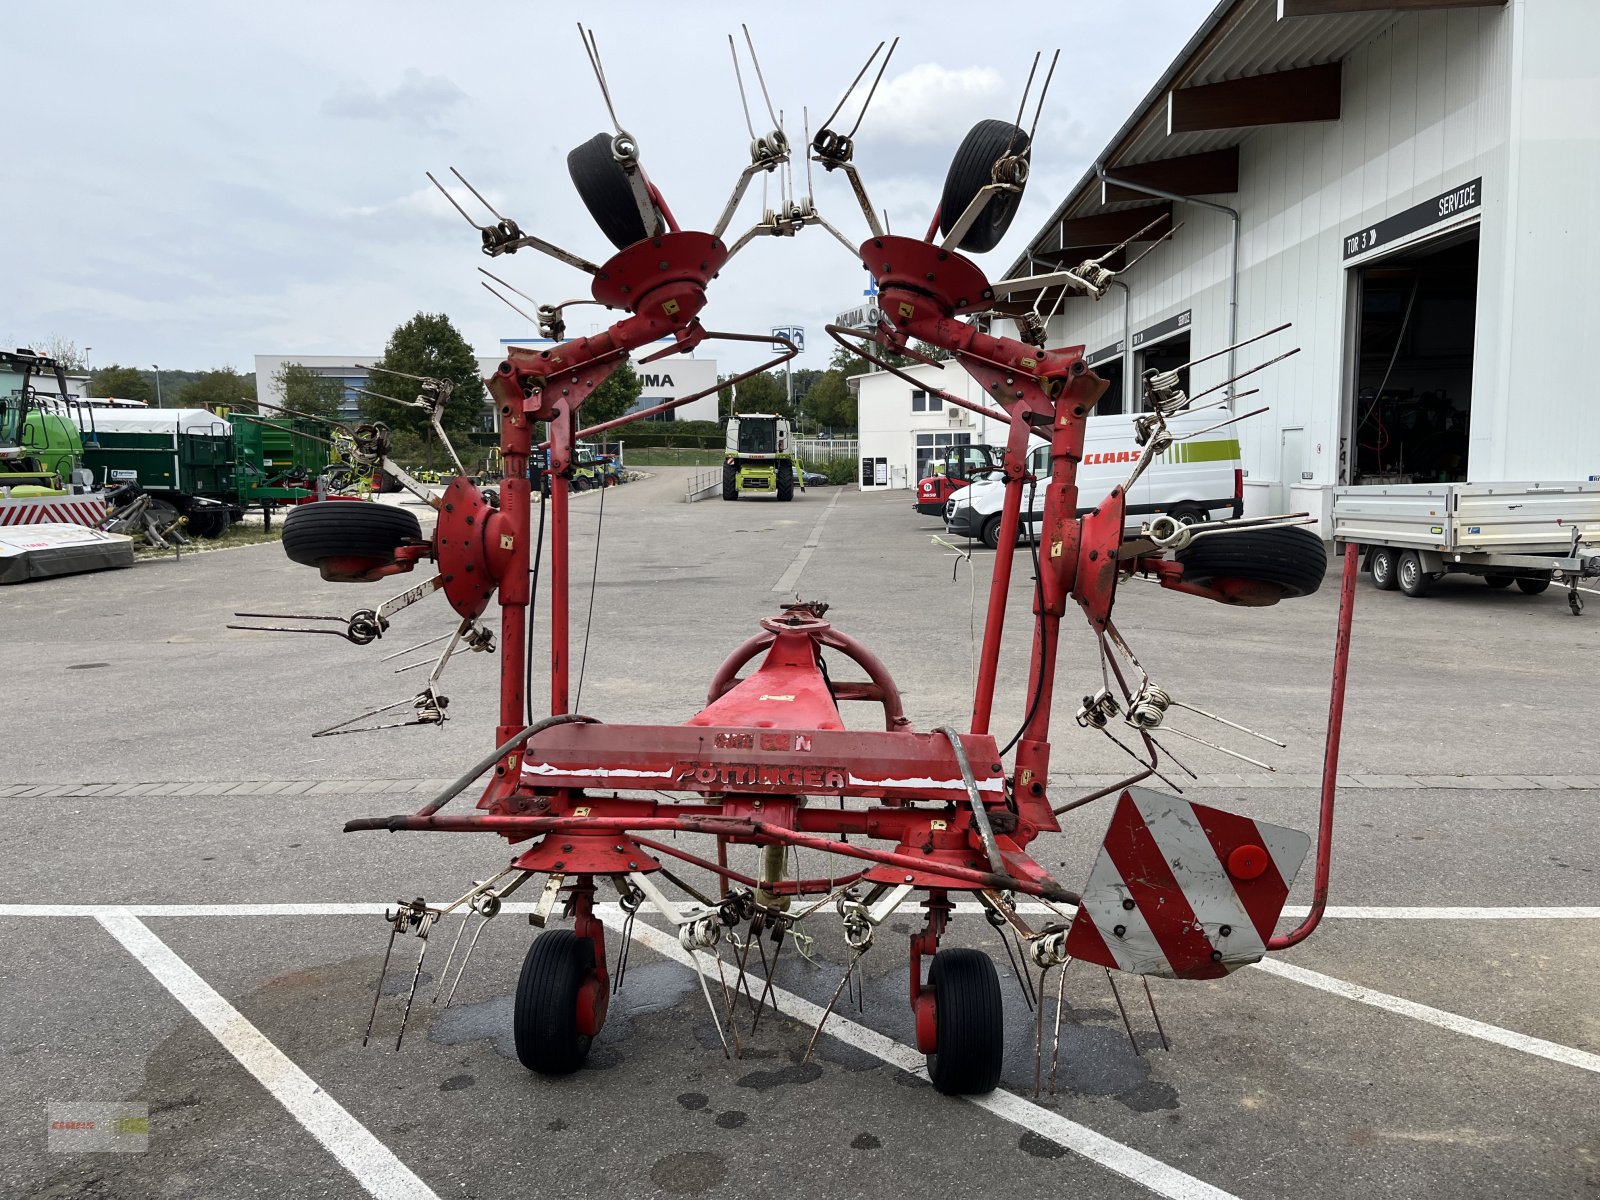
238,30 -> 1357,1095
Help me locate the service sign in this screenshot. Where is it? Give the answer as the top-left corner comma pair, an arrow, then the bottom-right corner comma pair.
1343,178 -> 1482,260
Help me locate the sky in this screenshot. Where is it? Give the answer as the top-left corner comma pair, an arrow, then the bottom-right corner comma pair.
5,0 -> 1215,378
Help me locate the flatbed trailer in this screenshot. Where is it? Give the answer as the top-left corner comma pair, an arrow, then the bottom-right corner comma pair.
1333,481 -> 1600,613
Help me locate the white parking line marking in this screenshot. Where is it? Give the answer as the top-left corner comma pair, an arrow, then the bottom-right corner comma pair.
606,912 -> 1238,1200
772,488 -> 843,593
95,910 -> 440,1200
1253,958 -> 1600,1076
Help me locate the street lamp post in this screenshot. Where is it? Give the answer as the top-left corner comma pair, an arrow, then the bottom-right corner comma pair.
152,364 -> 162,407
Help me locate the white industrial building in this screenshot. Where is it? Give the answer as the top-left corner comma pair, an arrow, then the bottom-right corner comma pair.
856,0 -> 1600,533
254,345 -> 717,428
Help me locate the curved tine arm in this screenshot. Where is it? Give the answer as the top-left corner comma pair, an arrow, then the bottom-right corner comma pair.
826,325 -> 1012,426
713,156 -> 785,241
491,231 -> 602,275
990,268 -> 1099,300
705,631 -> 778,705
817,627 -> 908,729
805,208 -> 863,257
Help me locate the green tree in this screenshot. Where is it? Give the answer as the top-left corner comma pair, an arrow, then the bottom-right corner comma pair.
273,362 -> 347,422
88,364 -> 153,405
726,370 -> 787,416
801,370 -> 856,432
179,367 -> 254,414
580,360 -> 642,429
361,312 -> 485,435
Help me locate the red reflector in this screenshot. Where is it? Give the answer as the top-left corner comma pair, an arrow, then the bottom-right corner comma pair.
1227,844 -> 1270,881
1234,468 -> 1244,500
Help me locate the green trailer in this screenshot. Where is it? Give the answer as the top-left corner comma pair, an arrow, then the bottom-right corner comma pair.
74,407 -> 240,535
231,413 -> 327,512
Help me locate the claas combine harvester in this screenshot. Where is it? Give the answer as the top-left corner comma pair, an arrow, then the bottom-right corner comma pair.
236,30 -> 1357,1095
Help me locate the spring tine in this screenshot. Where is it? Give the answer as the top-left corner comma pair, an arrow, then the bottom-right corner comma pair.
694,953 -> 732,1059
843,36 -> 898,139
362,920 -> 401,1047
998,928 -> 1033,1012
1027,50 -> 1061,143
431,914 -> 470,1004
613,907 -> 637,995
1183,387 -> 1261,419
481,281 -> 536,325
727,34 -> 757,139
803,949 -> 864,1064
1105,968 -> 1141,1057
730,913 -> 761,1011
1176,407 -> 1270,443
1102,727 -> 1185,793
1049,961 -> 1070,1094
740,25 -> 781,130
1187,346 -> 1303,405
442,913 -> 495,1008
1162,724 -> 1276,771
425,170 -> 491,231
1180,322 -> 1292,373
1168,699 -> 1287,747
1033,964 -> 1051,1096
1142,977 -> 1170,1052
713,950 -> 743,1059
819,40 -> 884,134
380,631 -> 452,662
1014,929 -> 1040,1007
1143,731 -> 1200,780
802,107 -> 815,200
447,167 -> 508,222
751,924 -> 787,1032
1118,222 -> 1185,273
1010,52 -> 1042,153
393,921 -> 432,1051
577,23 -> 623,133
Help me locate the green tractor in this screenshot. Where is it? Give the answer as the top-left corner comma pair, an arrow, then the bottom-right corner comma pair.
722,413 -> 797,501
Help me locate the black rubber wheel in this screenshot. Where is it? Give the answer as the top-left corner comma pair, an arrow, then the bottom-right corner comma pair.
1176,525 -> 1328,598
980,514 -> 1003,551
776,460 -> 795,502
281,503 -> 422,582
1484,574 -> 1514,589
186,508 -> 230,539
938,120 -> 1031,254
722,463 -> 738,501
571,476 -> 591,494
1169,505 -> 1206,527
925,949 -> 1004,1095
568,132 -> 659,251
1397,550 -> 1432,597
514,929 -> 596,1076
1516,575 -> 1551,595
146,498 -> 182,529
1570,590 -> 1584,616
1370,546 -> 1400,591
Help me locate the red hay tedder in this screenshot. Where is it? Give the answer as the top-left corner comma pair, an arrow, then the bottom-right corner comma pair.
237,31 -> 1356,1095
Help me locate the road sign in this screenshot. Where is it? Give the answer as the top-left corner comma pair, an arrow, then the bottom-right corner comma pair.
771,326 -> 805,353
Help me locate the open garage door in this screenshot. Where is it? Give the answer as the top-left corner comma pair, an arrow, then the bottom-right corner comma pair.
1347,230 -> 1479,485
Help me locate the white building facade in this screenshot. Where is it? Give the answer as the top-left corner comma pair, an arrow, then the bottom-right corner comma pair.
855,363 -> 1010,491
997,0 -> 1599,533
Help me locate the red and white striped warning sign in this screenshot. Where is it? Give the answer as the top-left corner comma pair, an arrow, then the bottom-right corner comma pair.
0,494 -> 108,528
1065,787 -> 1310,980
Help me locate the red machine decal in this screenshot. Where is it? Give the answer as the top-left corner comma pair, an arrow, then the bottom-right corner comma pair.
1066,787 -> 1310,979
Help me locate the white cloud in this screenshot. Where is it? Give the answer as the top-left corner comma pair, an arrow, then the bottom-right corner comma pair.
322,68 -> 466,131
854,63 -> 1008,146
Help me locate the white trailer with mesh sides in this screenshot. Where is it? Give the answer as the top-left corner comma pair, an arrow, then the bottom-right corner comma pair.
1333,482 -> 1600,615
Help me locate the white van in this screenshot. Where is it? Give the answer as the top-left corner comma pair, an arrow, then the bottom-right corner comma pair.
943,411 -> 1242,548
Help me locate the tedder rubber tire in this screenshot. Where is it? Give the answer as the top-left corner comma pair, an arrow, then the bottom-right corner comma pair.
722,463 -> 738,501
981,515 -> 1003,551
1484,574 -> 1514,588
925,948 -> 1004,1095
1517,575 -> 1551,595
567,132 -> 659,252
1177,525 -> 1328,599
514,929 -> 596,1076
776,460 -> 795,502
281,503 -> 421,581
1370,545 -> 1400,591
939,120 -> 1031,254
1397,550 -> 1433,597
